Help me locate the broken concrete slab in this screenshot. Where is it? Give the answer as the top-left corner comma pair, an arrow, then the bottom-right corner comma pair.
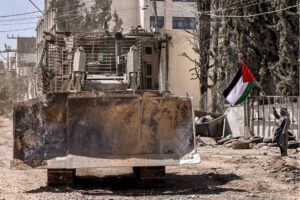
231,140 -> 250,149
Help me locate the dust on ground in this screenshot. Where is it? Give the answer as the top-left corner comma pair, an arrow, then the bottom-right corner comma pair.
0,117 -> 299,200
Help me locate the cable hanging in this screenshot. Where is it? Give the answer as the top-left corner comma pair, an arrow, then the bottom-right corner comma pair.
0,16 -> 41,23
0,28 -> 35,33
165,0 -> 299,18
0,11 -> 41,18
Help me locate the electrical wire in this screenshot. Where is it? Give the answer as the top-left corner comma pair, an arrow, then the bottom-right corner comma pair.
0,11 -> 40,18
162,0 -> 271,15
164,0 -> 299,18
209,4 -> 299,18
28,0 -> 43,14
0,22 -> 37,26
205,0 -> 272,13
0,1 -> 298,30
0,16 -> 41,22
0,28 -> 35,33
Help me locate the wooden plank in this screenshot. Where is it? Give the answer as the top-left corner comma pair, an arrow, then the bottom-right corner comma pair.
298,97 -> 300,140
257,97 -> 260,137
274,96 -> 278,138
268,97 -> 271,137
290,97 -> 295,136
133,166 -> 165,187
47,169 -> 76,185
262,97 -> 265,137
251,98 -> 254,135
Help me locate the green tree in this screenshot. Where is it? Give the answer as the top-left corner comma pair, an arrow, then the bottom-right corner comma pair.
82,0 -> 113,32
112,10 -> 123,32
51,0 -> 85,32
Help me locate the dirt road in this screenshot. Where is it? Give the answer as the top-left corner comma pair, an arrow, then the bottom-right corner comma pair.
0,117 -> 299,200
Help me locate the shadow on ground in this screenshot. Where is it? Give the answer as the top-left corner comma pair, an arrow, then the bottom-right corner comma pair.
26,172 -> 246,197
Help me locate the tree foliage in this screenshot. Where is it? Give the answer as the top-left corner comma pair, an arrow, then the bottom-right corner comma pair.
217,0 -> 299,96
112,10 -> 124,32
185,0 -> 299,111
51,0 -> 123,32
82,0 -> 113,32
0,74 -> 29,101
51,0 -> 85,32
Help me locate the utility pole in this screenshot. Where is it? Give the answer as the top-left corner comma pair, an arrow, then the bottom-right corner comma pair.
152,0 -> 159,31
196,0 -> 211,112
7,34 -> 19,40
0,44 -> 17,71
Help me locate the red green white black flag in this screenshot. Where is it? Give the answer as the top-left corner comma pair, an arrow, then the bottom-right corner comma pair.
223,63 -> 256,106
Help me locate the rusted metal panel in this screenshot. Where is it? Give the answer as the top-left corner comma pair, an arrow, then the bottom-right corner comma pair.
13,93 -> 69,167
12,91 -> 198,169
67,92 -> 194,157
67,94 -> 142,156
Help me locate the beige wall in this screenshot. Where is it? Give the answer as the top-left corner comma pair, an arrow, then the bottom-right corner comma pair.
164,30 -> 200,109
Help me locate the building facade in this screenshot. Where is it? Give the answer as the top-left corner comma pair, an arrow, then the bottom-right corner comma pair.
39,0 -> 197,35
16,37 -> 36,77
112,0 -> 196,31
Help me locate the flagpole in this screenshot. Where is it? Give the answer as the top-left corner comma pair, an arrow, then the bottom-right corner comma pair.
255,81 -> 267,96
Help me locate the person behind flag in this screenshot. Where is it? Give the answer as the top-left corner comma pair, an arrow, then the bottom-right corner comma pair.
272,107 -> 290,157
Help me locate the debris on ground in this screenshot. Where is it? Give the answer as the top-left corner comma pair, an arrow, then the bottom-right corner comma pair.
216,132 -> 299,152
250,136 -> 263,144
195,115 -> 214,124
1,117 -> 299,199
263,156 -> 300,184
288,141 -> 300,149
196,136 -> 217,146
231,140 -> 250,149
263,137 -> 273,143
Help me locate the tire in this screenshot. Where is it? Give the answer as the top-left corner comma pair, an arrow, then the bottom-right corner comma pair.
288,131 -> 294,137
217,138 -> 231,145
250,136 -> 263,144
223,139 -> 237,146
288,141 -> 300,149
288,135 -> 296,141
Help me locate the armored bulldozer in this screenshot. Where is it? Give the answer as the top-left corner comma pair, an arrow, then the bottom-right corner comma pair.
12,29 -> 200,185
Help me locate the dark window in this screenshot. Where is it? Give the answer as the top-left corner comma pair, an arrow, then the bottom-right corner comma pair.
146,64 -> 152,76
150,16 -> 165,28
145,46 -> 152,55
146,78 -> 152,89
172,17 -> 196,29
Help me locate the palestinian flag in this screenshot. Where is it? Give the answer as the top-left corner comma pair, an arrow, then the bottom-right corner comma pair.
223,63 -> 256,106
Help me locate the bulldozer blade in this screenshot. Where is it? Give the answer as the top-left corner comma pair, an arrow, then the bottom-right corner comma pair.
12,92 -> 199,169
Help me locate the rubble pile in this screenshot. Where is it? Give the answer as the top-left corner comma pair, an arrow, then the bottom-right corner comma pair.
214,133 -> 299,149
263,156 -> 300,183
